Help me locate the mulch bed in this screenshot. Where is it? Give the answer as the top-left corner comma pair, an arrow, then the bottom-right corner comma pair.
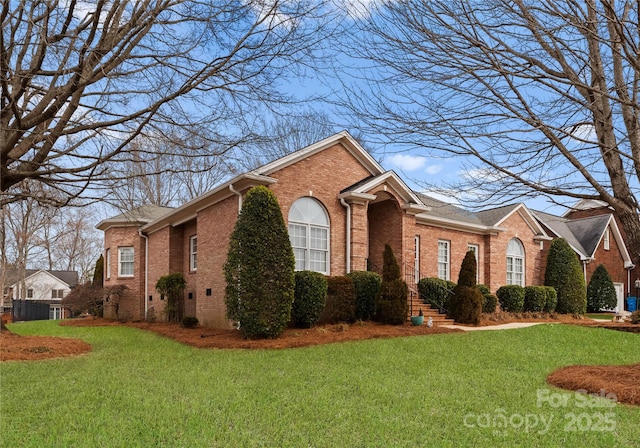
0,331 -> 92,362
547,364 -> 640,407
61,317 -> 461,349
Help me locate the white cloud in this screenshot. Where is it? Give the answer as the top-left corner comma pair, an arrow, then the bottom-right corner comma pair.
425,164 -> 442,175
387,154 -> 427,172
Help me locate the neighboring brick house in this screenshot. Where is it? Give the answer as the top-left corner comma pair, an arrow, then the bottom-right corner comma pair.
97,132 -> 635,327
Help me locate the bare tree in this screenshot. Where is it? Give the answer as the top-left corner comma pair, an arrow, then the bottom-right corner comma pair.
105,133 -> 238,209
47,207 -> 102,282
1,0 -> 334,205
341,0 -> 640,261
1,183 -> 60,298
254,110 -> 337,161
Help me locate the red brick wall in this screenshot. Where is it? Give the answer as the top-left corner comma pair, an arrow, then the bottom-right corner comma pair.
103,226 -> 146,321
367,197 -> 403,272
194,195 -> 239,328
587,225 -> 629,295
484,212 -> 546,293
181,219 -> 198,318
269,143 -> 373,276
414,224 -> 485,284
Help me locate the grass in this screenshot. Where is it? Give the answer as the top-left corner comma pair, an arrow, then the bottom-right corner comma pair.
586,312 -> 616,320
1,321 -> 639,447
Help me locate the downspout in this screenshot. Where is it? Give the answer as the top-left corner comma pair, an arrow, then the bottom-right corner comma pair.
340,198 -> 351,273
139,229 -> 149,321
229,183 -> 242,212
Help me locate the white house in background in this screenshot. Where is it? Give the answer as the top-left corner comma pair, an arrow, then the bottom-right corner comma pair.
6,270 -> 79,319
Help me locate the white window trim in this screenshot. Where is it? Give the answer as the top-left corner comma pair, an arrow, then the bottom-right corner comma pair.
468,244 -> 479,282
288,198 -> 330,275
506,238 -> 525,286
604,229 -> 610,251
189,235 -> 197,271
118,247 -> 135,277
437,240 -> 450,281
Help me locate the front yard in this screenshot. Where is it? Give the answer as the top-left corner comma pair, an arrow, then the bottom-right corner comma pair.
1,321 -> 639,447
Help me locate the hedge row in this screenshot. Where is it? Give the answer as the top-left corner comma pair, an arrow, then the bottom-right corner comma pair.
496,285 -> 557,313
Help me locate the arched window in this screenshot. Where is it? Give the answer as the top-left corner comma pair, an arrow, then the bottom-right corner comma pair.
288,197 -> 330,274
506,238 -> 525,286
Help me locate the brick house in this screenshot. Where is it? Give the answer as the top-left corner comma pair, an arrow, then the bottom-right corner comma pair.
97,132 -> 634,326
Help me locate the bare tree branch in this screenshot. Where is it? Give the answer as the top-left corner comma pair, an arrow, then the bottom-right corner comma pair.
1,0 -> 335,205
339,0 -> 640,260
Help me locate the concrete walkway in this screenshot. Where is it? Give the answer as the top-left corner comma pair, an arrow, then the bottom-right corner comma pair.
441,322 -> 552,331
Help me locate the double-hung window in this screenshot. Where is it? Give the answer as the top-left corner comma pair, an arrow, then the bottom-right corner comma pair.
190,236 -> 198,271
51,289 -> 64,299
506,238 -> 524,286
288,197 -> 330,274
437,240 -> 450,281
468,244 -> 479,282
118,247 -> 134,277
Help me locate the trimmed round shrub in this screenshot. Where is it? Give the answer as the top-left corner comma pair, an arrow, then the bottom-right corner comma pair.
375,245 -> 409,325
545,238 -> 586,314
449,250 -> 482,324
477,284 -> 490,296
587,264 -> 617,312
320,276 -> 356,324
181,316 -> 199,328
524,286 -> 547,312
347,271 -> 381,321
496,285 -> 525,312
418,277 -> 452,314
292,271 -> 327,328
482,294 -> 498,314
630,310 -> 640,324
543,286 -> 558,313
224,186 -> 295,338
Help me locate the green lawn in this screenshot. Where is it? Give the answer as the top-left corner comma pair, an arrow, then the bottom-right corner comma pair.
1,321 -> 639,447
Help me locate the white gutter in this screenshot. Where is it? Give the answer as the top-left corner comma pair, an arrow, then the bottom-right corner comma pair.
229,183 -> 242,212
340,198 -> 351,273
138,229 -> 149,321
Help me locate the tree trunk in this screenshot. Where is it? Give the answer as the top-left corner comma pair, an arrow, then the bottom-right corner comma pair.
615,206 -> 640,266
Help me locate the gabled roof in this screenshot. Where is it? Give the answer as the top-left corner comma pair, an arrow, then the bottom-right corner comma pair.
533,210 -> 590,257
96,205 -> 174,231
563,198 -> 611,217
141,173 -> 277,233
101,132 -> 384,234
254,131 -> 385,177
417,194 -> 487,226
412,197 -> 551,236
5,269 -> 78,288
533,211 -> 632,266
340,171 -> 427,209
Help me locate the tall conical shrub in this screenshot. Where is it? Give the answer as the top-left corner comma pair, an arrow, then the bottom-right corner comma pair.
587,264 -> 617,312
92,255 -> 104,288
375,244 -> 408,324
544,238 -> 586,314
449,250 -> 482,324
224,186 -> 295,338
